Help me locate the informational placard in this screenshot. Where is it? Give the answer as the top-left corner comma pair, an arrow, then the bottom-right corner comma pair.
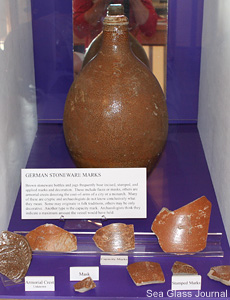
21,168 -> 146,220
100,255 -> 128,266
25,276 -> 55,291
171,275 -> 202,290
70,267 -> 99,281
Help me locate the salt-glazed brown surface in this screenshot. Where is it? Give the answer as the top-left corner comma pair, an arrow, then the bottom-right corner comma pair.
74,277 -> 96,293
25,224 -> 77,252
93,223 -> 135,254
0,231 -> 32,283
82,5 -> 150,69
127,261 -> 165,286
151,196 -> 212,253
63,7 -> 168,175
172,261 -> 198,275
207,265 -> 230,286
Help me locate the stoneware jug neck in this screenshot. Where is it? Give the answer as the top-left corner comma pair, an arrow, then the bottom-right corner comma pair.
101,15 -> 130,55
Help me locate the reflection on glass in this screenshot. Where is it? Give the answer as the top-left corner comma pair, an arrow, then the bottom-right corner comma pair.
72,0 -> 168,91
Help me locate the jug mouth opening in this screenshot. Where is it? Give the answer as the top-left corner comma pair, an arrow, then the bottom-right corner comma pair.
107,4 -> 124,16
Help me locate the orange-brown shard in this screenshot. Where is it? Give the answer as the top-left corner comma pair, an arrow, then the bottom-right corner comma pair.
207,265 -> 230,286
127,261 -> 165,286
172,261 -> 198,275
0,231 -> 32,283
151,196 -> 212,253
74,277 -> 96,293
93,223 -> 135,254
26,224 -> 77,252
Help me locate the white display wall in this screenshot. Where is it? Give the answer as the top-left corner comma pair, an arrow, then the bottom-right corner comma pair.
198,0 -> 230,243
0,0 -> 37,231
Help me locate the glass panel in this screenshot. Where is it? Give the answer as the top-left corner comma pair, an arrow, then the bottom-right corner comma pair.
14,231 -> 224,258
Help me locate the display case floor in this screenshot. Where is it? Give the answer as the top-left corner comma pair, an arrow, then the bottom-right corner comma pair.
4,123 -> 230,299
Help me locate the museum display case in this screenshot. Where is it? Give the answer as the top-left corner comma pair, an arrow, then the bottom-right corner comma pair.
0,0 -> 230,299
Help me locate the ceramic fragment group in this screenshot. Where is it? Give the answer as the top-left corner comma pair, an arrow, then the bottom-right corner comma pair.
0,195 -> 228,291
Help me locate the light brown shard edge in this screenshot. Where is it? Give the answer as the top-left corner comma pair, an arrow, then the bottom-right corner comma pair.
25,223 -> 77,252
127,261 -> 165,286
74,277 -> 96,293
93,223 -> 135,254
207,265 -> 230,286
151,196 -> 212,253
172,261 -> 198,275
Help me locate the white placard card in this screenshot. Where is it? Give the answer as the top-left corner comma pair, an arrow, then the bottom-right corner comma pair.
25,276 -> 55,291
70,267 -> 99,281
100,255 -> 128,266
21,168 -> 146,219
171,275 -> 202,291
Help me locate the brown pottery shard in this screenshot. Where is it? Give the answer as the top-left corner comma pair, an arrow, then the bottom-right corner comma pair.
74,277 -> 96,293
93,223 -> 135,254
0,231 -> 32,283
207,265 -> 230,286
26,224 -> 77,252
172,261 -> 198,275
151,196 -> 212,253
127,261 -> 165,286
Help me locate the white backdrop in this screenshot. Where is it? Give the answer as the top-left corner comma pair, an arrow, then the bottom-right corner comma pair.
198,0 -> 230,243
0,0 -> 37,231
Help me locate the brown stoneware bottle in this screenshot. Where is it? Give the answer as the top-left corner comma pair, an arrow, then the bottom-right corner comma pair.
63,5 -> 168,175
82,4 -> 150,69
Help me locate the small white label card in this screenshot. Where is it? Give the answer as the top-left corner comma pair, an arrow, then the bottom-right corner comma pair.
100,255 -> 128,266
171,275 -> 202,291
70,266 -> 99,281
21,168 -> 146,219
25,276 -> 55,292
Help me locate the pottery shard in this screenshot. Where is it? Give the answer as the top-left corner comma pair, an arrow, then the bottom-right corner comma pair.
151,196 -> 212,253
74,277 -> 96,293
207,265 -> 230,286
0,231 -> 32,283
25,224 -> 77,252
127,261 -> 165,286
172,261 -> 198,275
93,223 -> 135,254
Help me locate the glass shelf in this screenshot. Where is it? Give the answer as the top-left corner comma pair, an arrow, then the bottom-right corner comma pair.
15,231 -> 224,258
